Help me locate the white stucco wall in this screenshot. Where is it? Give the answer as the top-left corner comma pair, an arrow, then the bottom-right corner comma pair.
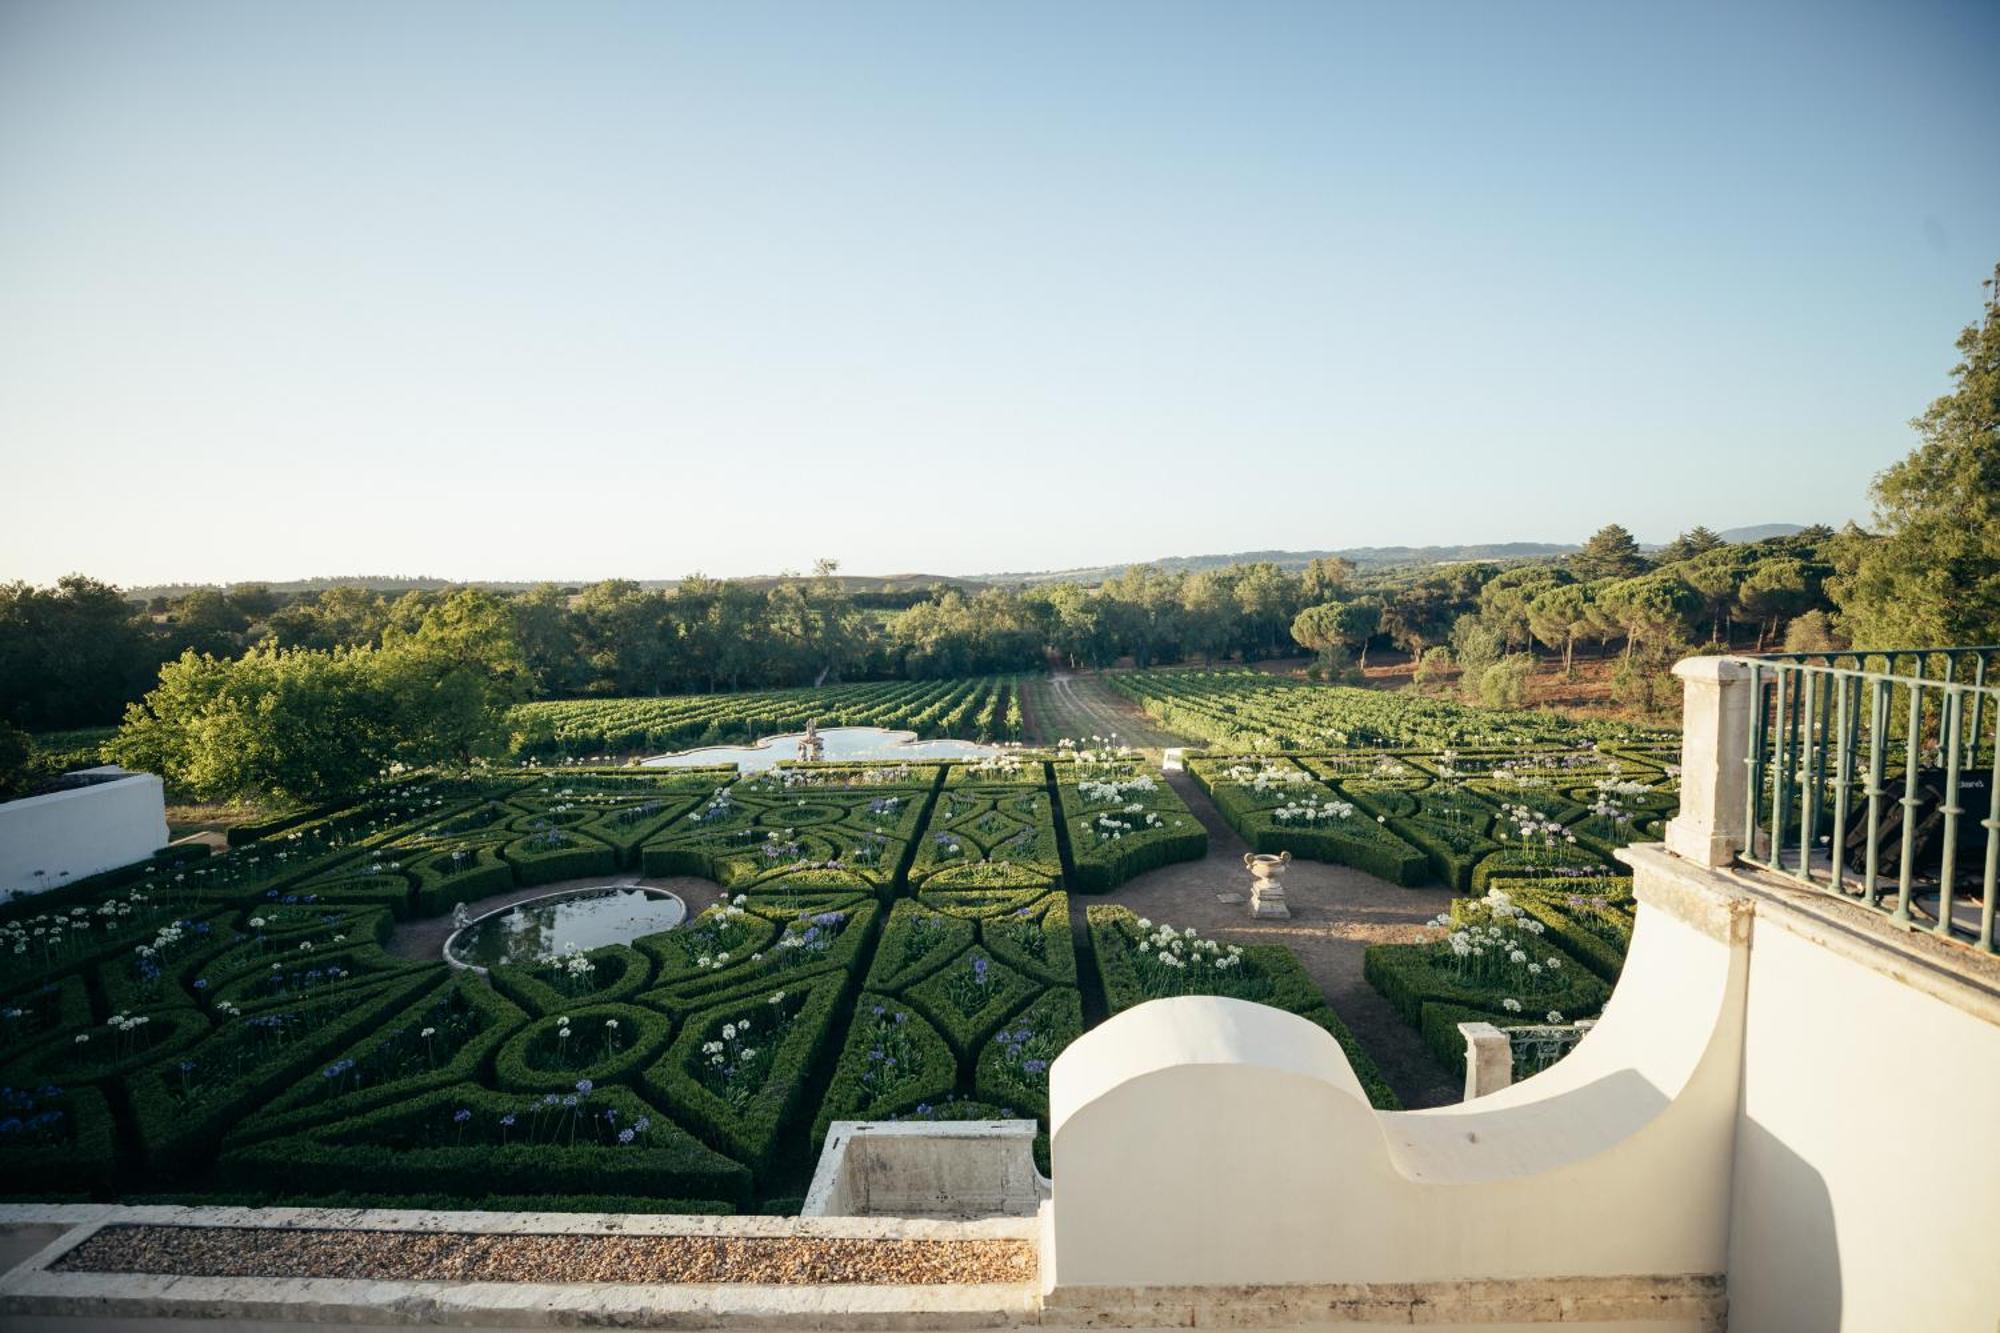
1725,909 -> 2000,1332
0,769 -> 169,899
1047,876 -> 1751,1296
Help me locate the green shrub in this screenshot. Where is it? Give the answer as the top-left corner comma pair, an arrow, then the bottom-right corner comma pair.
864,901 -> 975,992
491,944 -> 655,1015
128,972 -> 439,1177
0,1083 -> 118,1196
233,978 -> 528,1142
640,974 -> 847,1181
493,1003 -> 672,1092
812,995 -> 957,1148
218,1081 -> 750,1208
903,947 -> 1040,1059
1362,941 -> 1609,1031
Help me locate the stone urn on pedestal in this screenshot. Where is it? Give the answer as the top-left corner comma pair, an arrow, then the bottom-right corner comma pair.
1243,850 -> 1292,919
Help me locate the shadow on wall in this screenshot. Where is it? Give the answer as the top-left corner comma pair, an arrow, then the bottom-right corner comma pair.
1731,1116 -> 1841,1332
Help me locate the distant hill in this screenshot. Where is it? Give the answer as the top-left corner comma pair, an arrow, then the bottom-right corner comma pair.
122,573 -> 982,602
975,543 -> 1579,586
1714,523 -> 1807,543
118,528 -> 1819,602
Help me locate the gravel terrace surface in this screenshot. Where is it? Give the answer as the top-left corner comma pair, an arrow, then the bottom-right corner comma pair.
53,1226 -> 1038,1286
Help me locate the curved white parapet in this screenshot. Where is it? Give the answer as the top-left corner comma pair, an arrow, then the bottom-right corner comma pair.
1045,880 -> 1754,1293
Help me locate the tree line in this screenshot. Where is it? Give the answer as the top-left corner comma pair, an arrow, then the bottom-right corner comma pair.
2,263 -> 1992,803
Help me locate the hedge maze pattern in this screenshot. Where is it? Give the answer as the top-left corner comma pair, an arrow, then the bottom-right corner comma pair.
1,752 -> 1206,1212
2,729 -> 1673,1212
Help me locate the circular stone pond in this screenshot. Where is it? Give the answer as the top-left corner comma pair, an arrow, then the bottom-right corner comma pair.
641,724 -> 1000,773
444,886 -> 687,971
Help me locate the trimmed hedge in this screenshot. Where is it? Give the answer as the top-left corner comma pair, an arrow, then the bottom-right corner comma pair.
207,941 -> 424,1013
233,978 -> 528,1143
639,899 -> 878,1010
1361,940 -> 1610,1032
410,846 -> 514,918
1505,892 -> 1635,984
3,1004 -> 211,1086
129,972 -> 440,1176
972,985 -> 1081,1121
503,837 -> 619,887
812,995 -> 957,1148
864,901 -> 975,993
0,1083 -> 118,1196
978,893 -> 1076,987
903,947 -> 1042,1059
640,973 -> 848,1182
219,1081 -> 751,1208
493,1003 -> 672,1092
1239,817 -> 1430,886
492,944 -> 655,1016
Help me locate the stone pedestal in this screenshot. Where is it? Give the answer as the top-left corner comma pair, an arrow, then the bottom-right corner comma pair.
1458,1021 -> 1513,1100
1244,851 -> 1292,919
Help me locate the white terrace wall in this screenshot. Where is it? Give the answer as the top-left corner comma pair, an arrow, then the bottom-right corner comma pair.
1715,867 -> 2000,1331
1042,648 -> 2000,1330
0,768 -> 169,900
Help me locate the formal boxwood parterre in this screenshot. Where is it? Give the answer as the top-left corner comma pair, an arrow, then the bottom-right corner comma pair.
1362,883 -> 1626,1069
1187,742 -> 1677,892
3,725 -> 1656,1212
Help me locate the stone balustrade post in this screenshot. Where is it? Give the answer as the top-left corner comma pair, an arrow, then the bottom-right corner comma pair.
1457,1021 -> 1513,1100
1664,656 -> 1754,869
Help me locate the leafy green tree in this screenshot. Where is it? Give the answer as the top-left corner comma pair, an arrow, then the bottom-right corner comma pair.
380,588 -> 529,763
1298,556 -> 1356,604
1479,654 -> 1535,708
0,575 -> 158,730
1597,573 -> 1701,657
1411,645 -> 1453,692
1657,525 -> 1726,563
1526,583 -> 1593,675
1781,609 -> 1843,653
1737,559 -> 1813,651
1832,262 -> 2000,647
113,647 -> 396,803
1177,571 -> 1236,664
1479,566 -> 1569,651
1449,613 -> 1505,703
1289,602 -> 1348,670
1572,524 -> 1650,581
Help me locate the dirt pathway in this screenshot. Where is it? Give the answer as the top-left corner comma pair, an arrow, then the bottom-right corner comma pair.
1018,673 -> 1190,749
1093,771 -> 1463,1108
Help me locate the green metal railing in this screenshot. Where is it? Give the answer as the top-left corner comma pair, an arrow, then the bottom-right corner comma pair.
1736,649 -> 2000,953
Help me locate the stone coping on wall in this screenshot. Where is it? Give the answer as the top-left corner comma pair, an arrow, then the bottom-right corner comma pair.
1620,843 -> 2000,1028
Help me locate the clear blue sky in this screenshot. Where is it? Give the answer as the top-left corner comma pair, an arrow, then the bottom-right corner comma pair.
3,0 -> 1997,587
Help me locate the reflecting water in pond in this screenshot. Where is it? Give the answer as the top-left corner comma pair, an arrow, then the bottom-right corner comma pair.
445,887 -> 686,969
642,725 -> 999,773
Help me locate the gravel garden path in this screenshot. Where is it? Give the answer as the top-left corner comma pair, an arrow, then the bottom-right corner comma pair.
1099,771 -> 1463,1109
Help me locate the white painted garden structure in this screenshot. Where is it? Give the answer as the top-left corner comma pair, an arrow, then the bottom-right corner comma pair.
0,766 -> 169,901
2,655 -> 1995,1329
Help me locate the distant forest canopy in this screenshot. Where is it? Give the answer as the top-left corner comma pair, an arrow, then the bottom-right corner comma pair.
0,526 -> 1875,735
3,259 -> 1994,804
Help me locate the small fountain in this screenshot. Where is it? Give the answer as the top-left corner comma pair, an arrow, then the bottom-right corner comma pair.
799,717 -> 825,764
